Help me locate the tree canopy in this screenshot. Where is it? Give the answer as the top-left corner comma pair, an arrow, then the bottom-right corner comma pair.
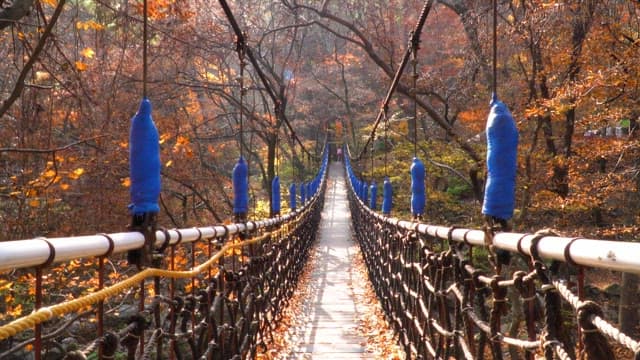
1,0 -> 640,241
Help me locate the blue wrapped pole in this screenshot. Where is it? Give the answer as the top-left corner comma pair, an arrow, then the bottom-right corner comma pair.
129,98 -> 160,215
363,181 -> 369,204
300,182 -> 306,204
289,183 -> 296,212
382,176 -> 392,215
128,97 -> 160,268
482,95 -> 519,220
271,176 -> 280,216
306,182 -> 312,200
411,157 -> 426,218
232,156 -> 249,216
369,180 -> 377,210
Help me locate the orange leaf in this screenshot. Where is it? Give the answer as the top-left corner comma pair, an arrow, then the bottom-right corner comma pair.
41,0 -> 57,7
75,61 -> 88,72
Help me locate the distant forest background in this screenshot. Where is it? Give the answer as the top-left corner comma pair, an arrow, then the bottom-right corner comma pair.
1,0 -> 640,245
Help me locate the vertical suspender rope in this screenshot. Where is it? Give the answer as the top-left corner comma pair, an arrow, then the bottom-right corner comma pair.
492,0 -> 498,98
482,0 -> 519,272
411,45 -> 418,157
383,106 -> 388,177
382,106 -> 392,215
232,37 -> 249,222
238,41 -> 245,159
356,0 -> 435,160
409,32 -> 425,220
142,0 -> 148,98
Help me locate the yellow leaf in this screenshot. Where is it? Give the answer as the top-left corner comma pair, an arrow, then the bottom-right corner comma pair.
80,47 -> 95,59
76,20 -> 105,31
75,61 -> 88,72
43,169 -> 57,178
165,160 -> 173,167
29,199 -> 40,207
68,168 -> 85,180
121,177 -> 131,187
0,281 -> 13,291
159,133 -> 171,144
60,183 -> 70,191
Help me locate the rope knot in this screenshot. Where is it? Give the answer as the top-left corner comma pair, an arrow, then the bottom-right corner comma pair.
576,300 -> 602,333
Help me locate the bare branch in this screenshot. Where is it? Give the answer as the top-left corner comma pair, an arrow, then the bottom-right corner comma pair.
0,135 -> 107,154
0,0 -> 67,118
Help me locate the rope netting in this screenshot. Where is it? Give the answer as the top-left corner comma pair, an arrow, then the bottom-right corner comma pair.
346,171 -> 640,360
0,150 -> 329,359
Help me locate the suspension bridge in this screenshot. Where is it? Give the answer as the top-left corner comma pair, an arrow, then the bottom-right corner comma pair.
2,0 -> 640,359
2,147 -> 640,359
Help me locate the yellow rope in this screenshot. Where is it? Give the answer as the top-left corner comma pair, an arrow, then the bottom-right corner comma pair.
0,231 -> 275,341
0,199 -> 315,341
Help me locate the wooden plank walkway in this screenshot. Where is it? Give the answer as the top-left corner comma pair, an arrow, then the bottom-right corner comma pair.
288,161 -> 375,359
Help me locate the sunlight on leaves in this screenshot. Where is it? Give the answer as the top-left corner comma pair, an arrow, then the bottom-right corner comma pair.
76,20 -> 105,31
80,47 -> 95,59
68,168 -> 85,180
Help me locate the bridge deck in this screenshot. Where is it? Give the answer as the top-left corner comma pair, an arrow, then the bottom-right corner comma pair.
289,161 -> 374,359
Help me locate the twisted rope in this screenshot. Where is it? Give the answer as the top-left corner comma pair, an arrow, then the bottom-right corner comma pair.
0,229 -> 287,340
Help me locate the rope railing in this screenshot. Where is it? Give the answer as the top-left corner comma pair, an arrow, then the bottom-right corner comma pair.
345,159 -> 640,359
0,149 -> 329,359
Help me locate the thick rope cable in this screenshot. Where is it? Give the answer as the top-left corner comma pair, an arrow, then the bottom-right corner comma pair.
356,0 -> 434,160
555,280 -> 640,354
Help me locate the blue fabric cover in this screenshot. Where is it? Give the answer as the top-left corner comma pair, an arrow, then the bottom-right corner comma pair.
363,181 -> 369,204
271,176 -> 280,214
482,96 -> 519,220
382,177 -> 392,215
129,98 -> 160,215
369,181 -> 377,209
289,183 -> 296,211
232,156 -> 248,215
410,157 -> 425,217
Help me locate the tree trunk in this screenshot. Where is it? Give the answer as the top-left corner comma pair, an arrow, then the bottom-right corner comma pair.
619,272 -> 639,336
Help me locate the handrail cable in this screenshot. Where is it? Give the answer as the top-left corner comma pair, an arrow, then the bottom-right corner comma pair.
354,0 -> 434,161
217,0 -> 317,161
